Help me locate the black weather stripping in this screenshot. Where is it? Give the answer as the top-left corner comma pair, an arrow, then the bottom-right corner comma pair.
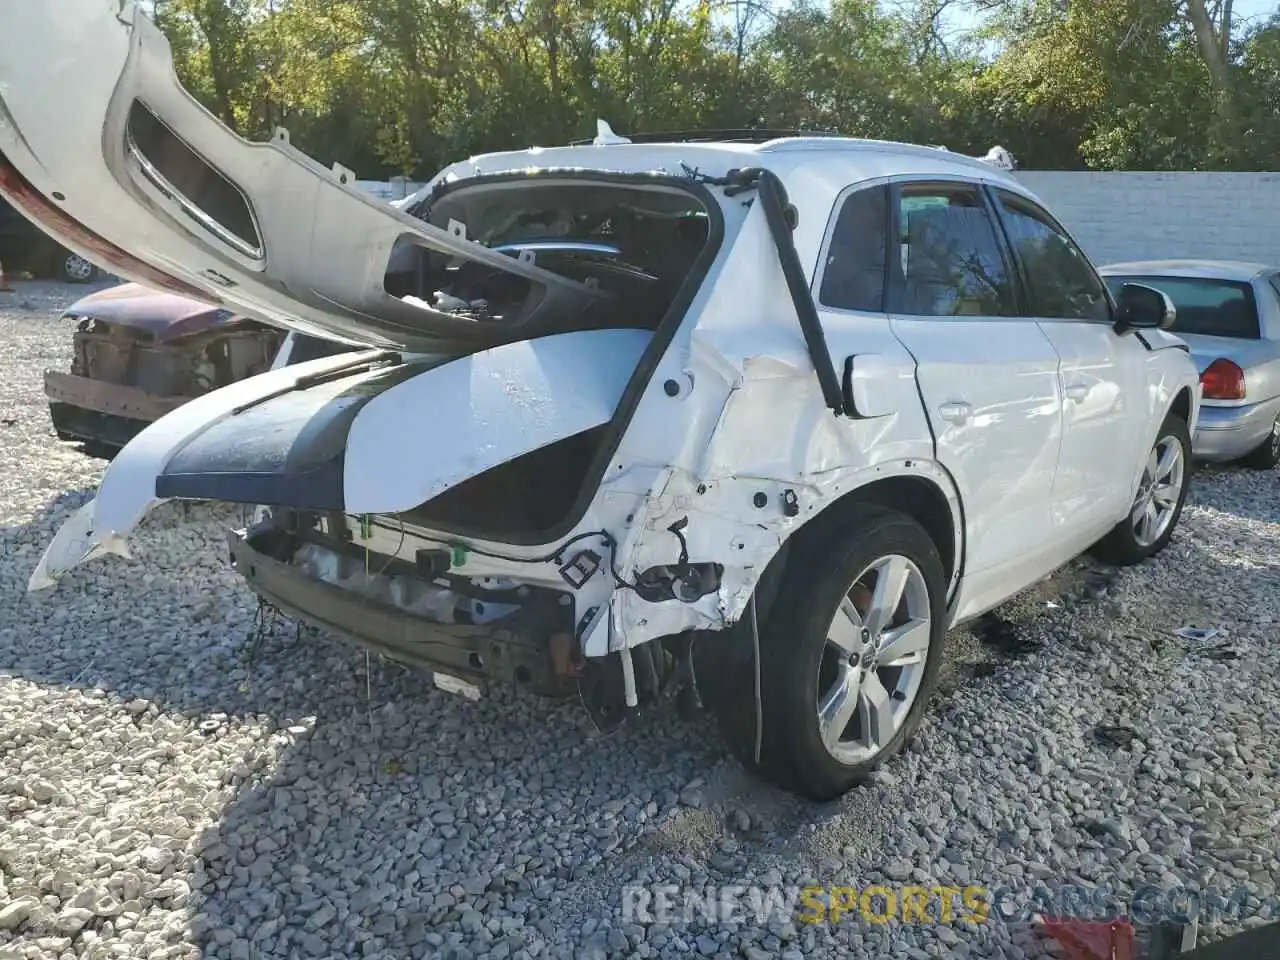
731,168 -> 845,415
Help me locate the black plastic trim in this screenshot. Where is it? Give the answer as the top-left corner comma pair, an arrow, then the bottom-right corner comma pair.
158,466 -> 345,510
744,168 -> 844,415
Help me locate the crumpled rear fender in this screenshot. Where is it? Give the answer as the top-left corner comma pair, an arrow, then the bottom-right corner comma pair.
577,199 -> 959,658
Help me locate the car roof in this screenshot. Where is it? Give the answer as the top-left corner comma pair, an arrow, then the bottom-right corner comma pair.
1098,259 -> 1275,282
414,136 -> 1023,202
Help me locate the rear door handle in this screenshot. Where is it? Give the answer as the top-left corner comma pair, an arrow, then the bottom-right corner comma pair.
938,401 -> 972,424
1065,383 -> 1091,403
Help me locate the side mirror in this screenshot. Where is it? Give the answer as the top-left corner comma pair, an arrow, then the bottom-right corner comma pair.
1113,282 -> 1176,334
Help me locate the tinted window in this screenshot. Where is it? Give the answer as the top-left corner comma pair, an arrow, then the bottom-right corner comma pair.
1101,276 -> 1260,339
890,183 -> 1015,317
819,185 -> 888,312
993,190 -> 1110,322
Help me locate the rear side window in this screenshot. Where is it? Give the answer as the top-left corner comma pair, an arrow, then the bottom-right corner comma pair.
993,189 -> 1110,323
819,185 -> 888,312
890,183 -> 1015,317
1101,275 -> 1260,339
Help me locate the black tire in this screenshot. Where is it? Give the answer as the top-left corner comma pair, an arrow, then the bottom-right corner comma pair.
1089,412 -> 1192,566
1237,417 -> 1280,470
56,250 -> 98,283
711,505 -> 947,801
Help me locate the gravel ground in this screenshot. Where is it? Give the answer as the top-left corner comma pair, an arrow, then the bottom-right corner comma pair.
1,280 -> 1277,960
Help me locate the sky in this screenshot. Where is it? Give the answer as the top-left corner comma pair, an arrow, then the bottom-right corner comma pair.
940,0 -> 1279,38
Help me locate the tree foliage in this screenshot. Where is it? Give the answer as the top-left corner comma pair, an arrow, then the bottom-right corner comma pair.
149,0 -> 1280,178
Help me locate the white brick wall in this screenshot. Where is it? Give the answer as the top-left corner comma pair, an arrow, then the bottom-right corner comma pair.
358,170 -> 1280,268
1015,171 -> 1280,268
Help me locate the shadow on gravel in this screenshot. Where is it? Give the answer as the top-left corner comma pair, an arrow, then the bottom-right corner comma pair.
173,618 -> 861,958
0,483 -> 97,621
2,496 -> 849,958
1,487 -> 1213,960
1186,463 -> 1280,526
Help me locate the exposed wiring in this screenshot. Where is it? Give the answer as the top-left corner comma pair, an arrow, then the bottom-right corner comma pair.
447,529 -> 641,592
369,519 -> 407,579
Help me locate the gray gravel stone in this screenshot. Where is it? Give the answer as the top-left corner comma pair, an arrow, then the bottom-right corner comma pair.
1,280 -> 1278,958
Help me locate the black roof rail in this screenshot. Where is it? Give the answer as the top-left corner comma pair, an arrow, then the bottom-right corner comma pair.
567,128 -> 847,146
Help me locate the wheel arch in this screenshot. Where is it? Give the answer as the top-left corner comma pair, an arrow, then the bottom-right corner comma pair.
752,466 -> 963,626
1170,385 -> 1192,426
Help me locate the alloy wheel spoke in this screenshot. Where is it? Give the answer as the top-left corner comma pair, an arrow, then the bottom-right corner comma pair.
1155,443 -> 1179,482
865,557 -> 910,638
858,673 -> 895,750
878,618 -> 930,667
1140,500 -> 1158,541
818,665 -> 860,751
1131,496 -> 1149,525
1152,484 -> 1178,509
827,596 -> 865,658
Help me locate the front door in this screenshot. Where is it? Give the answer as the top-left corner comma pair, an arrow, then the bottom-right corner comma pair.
883,179 -> 1066,623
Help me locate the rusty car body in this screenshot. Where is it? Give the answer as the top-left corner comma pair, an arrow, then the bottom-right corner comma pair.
46,282 -> 286,453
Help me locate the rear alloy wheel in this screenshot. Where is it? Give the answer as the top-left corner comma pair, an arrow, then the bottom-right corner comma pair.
1090,412 -> 1191,566
735,506 -> 947,801
816,555 -> 933,767
1238,416 -> 1280,470
59,252 -> 98,283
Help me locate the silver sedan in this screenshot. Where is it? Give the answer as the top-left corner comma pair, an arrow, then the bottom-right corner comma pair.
1100,260 -> 1280,469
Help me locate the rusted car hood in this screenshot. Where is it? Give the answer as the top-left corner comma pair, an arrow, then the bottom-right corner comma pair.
63,282 -> 255,341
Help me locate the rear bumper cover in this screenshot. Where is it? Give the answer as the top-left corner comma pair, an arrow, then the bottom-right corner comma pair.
1192,397 -> 1280,461
45,370 -> 190,420
226,527 -> 575,696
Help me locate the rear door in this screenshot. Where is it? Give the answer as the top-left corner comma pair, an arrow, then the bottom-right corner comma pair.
988,186 -> 1148,541
883,178 -> 1066,622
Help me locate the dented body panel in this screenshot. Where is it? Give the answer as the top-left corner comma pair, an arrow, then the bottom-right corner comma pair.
7,1 -> 1202,722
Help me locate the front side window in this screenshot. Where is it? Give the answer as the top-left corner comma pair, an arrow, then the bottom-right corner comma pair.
993,189 -> 1110,323
890,183 -> 1015,317
1101,275 -> 1261,339
819,184 -> 888,312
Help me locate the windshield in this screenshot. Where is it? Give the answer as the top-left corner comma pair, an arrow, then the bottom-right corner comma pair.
1103,275 -> 1260,339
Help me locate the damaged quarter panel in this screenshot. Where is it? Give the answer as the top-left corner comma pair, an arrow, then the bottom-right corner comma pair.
581,176 -> 949,658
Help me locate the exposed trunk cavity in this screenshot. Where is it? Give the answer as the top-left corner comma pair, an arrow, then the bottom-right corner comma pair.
386,177 -> 715,336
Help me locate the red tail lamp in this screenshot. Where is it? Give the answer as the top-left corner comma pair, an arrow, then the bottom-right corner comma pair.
1200,358 -> 1246,401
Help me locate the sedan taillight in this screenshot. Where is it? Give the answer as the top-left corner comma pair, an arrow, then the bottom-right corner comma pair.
1200,358 -> 1246,400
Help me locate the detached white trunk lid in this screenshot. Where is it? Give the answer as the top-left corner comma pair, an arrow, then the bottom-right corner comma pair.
0,0 -> 612,354
29,330 -> 649,590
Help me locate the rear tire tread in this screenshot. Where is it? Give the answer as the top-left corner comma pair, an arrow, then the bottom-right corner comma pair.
713,504 -> 947,801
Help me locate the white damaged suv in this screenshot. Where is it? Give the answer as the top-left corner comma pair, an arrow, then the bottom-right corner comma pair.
5,2 -> 1201,801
